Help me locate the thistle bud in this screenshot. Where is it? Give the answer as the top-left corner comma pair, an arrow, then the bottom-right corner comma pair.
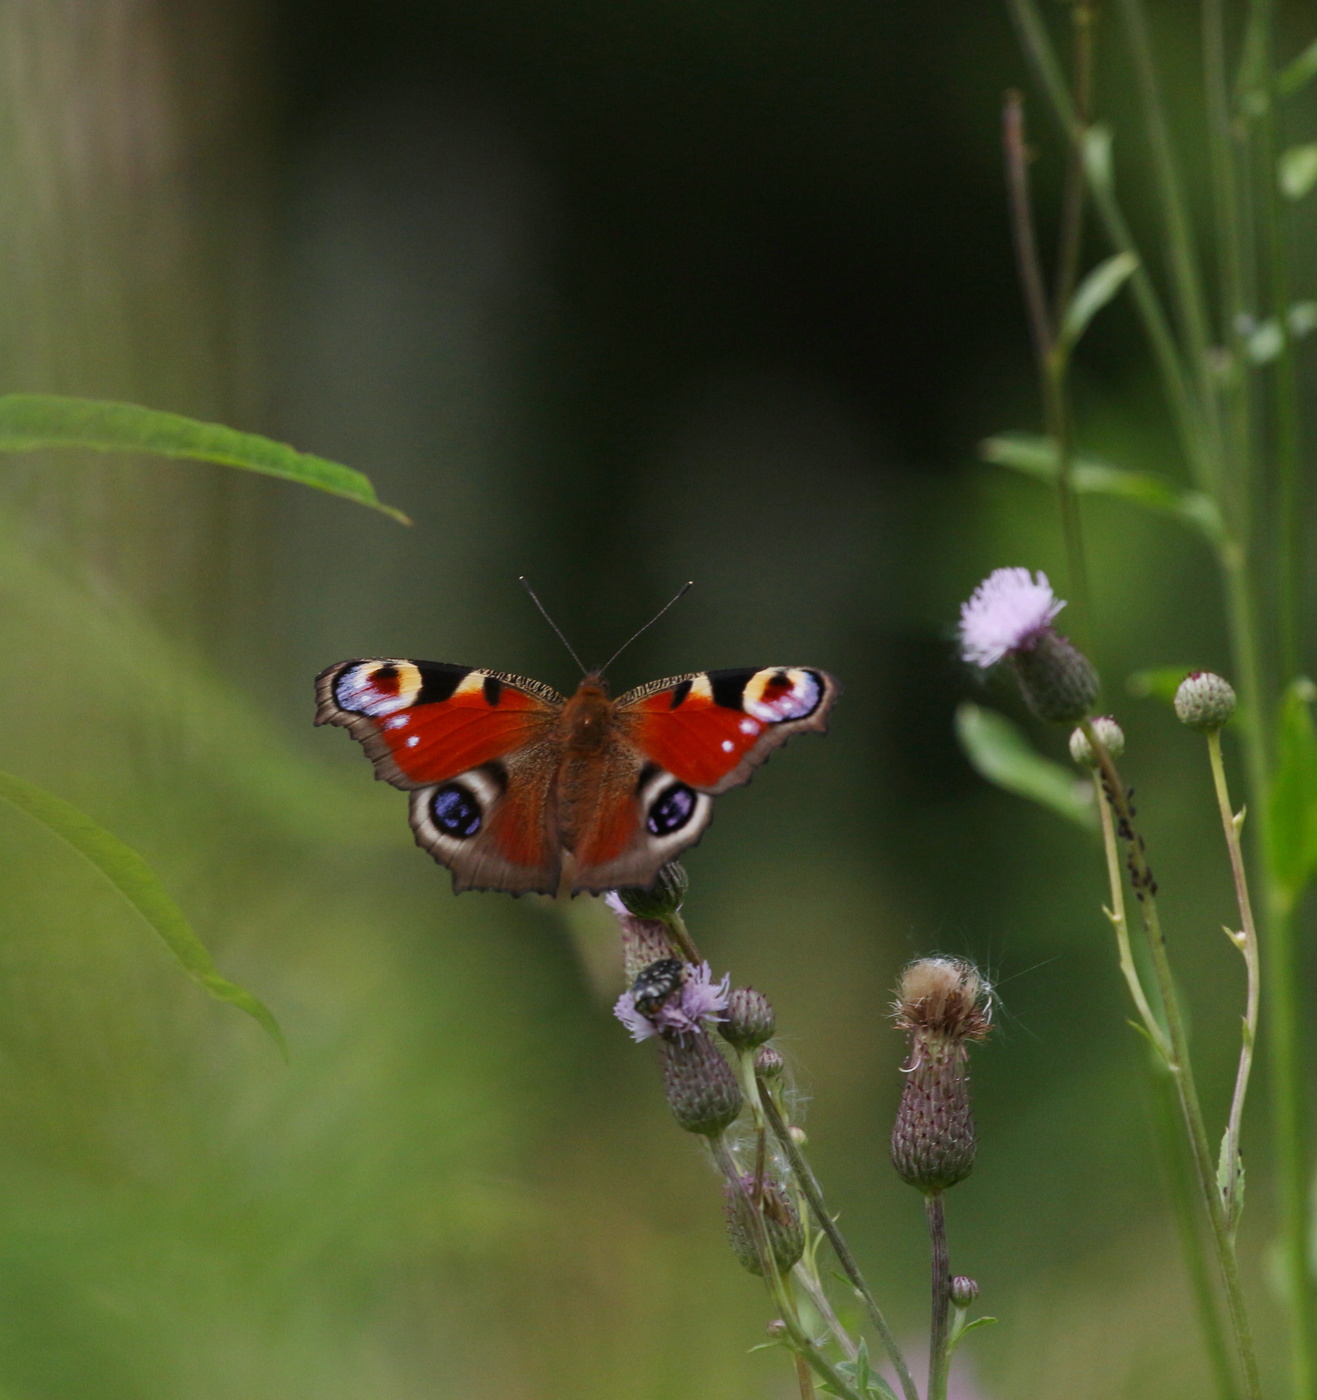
720,987 -> 776,1049
766,1319 -> 788,1339
1011,631 -> 1099,724
891,958 -> 991,1195
659,1030 -> 742,1136
723,1174 -> 805,1277
950,1276 -> 979,1308
1068,715 -> 1125,768
754,1044 -> 785,1079
1174,671 -> 1236,734
617,862 -> 689,921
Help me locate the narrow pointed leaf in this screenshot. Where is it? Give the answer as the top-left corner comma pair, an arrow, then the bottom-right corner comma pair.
0,394 -> 409,524
0,770 -> 286,1055
1060,252 -> 1139,352
1082,124 -> 1114,190
980,432 -> 1223,542
955,703 -> 1096,830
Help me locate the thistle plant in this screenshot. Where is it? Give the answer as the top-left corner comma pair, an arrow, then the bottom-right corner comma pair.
607,866 -> 996,1400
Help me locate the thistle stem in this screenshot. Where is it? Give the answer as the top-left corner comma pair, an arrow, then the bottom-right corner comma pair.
1083,722 -> 1262,1400
663,910 -> 704,965
759,1085 -> 920,1400
926,1193 -> 952,1400
1206,729 -> 1260,1236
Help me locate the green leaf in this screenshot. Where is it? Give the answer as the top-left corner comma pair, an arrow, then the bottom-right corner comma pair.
980,432 -> 1223,543
1217,1129 -> 1245,1234
955,703 -> 1096,830
1268,678 -> 1317,906
1127,666 -> 1202,703
958,1317 -> 999,1338
1059,252 -> 1139,353
1279,145 -> 1317,200
1280,38 -> 1317,96
0,769 -> 286,1056
0,394 -> 409,524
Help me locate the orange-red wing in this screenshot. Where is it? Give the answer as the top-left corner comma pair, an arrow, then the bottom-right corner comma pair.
618,666 -> 839,794
315,659 -> 562,790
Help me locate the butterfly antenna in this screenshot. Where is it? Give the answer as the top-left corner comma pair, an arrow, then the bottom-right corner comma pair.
601,581 -> 695,675
518,577 -> 588,674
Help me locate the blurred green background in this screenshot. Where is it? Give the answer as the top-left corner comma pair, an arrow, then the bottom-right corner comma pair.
0,2 -> 1313,1396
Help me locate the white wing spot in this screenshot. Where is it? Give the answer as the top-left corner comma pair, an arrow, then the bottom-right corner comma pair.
407,736 -> 420,748
740,718 -> 760,735
386,714 -> 409,730
721,739 -> 734,752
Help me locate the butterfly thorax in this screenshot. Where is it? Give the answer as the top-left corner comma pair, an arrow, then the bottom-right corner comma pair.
560,675 -> 615,756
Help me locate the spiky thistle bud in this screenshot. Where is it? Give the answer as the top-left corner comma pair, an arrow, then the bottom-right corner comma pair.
617,862 -> 689,921
720,987 -> 776,1049
950,1276 -> 979,1308
1068,715 -> 1125,768
754,1044 -> 785,1079
723,1174 -> 805,1276
890,957 -> 991,1195
1011,632 -> 1100,724
1174,671 -> 1236,733
659,1030 -> 742,1136
606,891 -> 677,982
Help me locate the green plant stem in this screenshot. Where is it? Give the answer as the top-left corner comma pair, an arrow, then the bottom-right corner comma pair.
663,910 -> 704,965
1053,0 -> 1095,320
1206,730 -> 1260,1233
793,1262 -> 860,1362
1003,90 -> 1091,637
1084,723 -> 1262,1399
926,1193 -> 952,1400
759,1085 -> 920,1400
795,1355 -> 817,1400
710,1136 -> 864,1400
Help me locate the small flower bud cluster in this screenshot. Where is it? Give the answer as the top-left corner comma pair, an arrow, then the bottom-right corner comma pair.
1068,716 -> 1125,768
720,987 -> 776,1049
890,958 -> 991,1195
1174,671 -> 1236,733
723,1173 -> 805,1276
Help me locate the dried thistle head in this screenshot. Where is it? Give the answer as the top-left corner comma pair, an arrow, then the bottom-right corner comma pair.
893,957 -> 992,1048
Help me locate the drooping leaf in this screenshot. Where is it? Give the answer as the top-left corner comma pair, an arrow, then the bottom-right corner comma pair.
0,769 -> 286,1056
0,394 -> 409,524
1279,144 -> 1317,200
1059,252 -> 1139,354
1280,38 -> 1317,96
955,703 -> 1096,830
979,432 -> 1223,542
1268,678 -> 1317,906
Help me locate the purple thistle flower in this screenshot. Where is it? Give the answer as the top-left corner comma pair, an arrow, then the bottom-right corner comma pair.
958,567 -> 1065,668
613,961 -> 731,1043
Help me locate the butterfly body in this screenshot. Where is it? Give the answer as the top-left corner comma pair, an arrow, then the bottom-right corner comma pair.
316,658 -> 838,896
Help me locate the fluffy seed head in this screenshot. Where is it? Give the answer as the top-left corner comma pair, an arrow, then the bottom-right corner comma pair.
720,987 -> 776,1049
894,958 -> 992,1046
959,568 -> 1065,668
1069,715 -> 1126,768
1174,671 -> 1236,733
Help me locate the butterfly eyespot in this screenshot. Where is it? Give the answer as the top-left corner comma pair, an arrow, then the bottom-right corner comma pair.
743,667 -> 822,723
631,957 -> 686,1015
647,782 -> 697,836
335,660 -> 423,717
430,783 -> 482,838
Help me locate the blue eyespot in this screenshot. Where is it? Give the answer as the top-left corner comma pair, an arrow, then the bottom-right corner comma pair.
431,784 -> 482,838
647,783 -> 696,836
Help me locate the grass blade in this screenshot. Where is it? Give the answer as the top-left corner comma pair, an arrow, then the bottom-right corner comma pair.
0,394 -> 409,524
0,770 -> 286,1056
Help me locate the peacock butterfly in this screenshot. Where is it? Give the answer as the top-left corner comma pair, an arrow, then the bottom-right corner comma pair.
315,656 -> 839,896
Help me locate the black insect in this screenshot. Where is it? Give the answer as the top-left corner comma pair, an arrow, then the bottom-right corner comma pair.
631,957 -> 686,1016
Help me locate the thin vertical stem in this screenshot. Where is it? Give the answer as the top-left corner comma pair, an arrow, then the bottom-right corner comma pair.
1206,728 -> 1260,1234
795,1355 -> 817,1400
926,1194 -> 952,1400
1053,0 -> 1095,320
760,1086 -> 920,1400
